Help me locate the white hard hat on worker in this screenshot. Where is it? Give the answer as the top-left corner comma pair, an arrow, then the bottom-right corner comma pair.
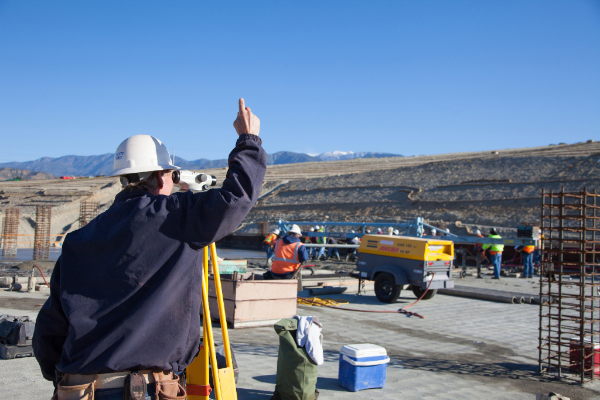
287,224 -> 302,236
111,135 -> 180,180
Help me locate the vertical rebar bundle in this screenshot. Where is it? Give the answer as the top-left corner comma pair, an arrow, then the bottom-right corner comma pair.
79,201 -> 100,228
2,207 -> 19,257
258,221 -> 270,237
539,188 -> 600,383
33,205 -> 52,260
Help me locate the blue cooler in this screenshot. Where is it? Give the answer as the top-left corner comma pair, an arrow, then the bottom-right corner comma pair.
338,344 -> 390,391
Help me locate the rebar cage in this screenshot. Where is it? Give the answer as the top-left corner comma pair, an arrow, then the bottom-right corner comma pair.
79,201 -> 99,228
2,207 -> 19,257
33,205 -> 52,260
539,188 -> 600,383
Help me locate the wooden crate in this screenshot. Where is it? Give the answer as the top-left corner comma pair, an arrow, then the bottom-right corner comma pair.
203,277 -> 297,329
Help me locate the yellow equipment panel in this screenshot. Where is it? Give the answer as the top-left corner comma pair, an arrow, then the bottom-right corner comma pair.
358,234 -> 454,261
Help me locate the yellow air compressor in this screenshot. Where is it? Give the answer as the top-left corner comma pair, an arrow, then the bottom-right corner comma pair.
356,235 -> 455,303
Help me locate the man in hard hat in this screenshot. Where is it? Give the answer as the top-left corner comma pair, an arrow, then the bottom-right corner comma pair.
309,226 -> 318,259
473,229 -> 486,278
271,224 -> 310,279
33,98 -> 266,398
263,229 -> 280,266
482,228 -> 504,279
518,242 -> 536,279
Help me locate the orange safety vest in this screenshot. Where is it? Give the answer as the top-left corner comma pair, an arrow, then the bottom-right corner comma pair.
271,239 -> 303,274
522,245 -> 535,253
263,233 -> 277,246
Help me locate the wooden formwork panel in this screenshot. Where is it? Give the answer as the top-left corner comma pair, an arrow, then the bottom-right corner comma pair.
203,278 -> 297,328
207,278 -> 297,301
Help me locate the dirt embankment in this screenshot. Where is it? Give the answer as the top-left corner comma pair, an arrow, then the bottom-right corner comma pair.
2,141 -> 599,241
225,141 -> 600,235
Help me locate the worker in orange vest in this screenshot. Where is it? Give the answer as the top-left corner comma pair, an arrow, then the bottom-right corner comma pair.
263,229 -> 280,265
520,243 -> 536,279
271,224 -> 310,279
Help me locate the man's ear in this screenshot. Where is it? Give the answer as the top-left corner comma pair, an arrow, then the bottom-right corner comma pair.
156,172 -> 164,189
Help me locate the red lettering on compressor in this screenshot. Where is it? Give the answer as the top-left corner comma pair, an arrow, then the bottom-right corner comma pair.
379,246 -> 399,253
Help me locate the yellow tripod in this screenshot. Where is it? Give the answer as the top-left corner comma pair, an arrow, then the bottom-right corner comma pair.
186,243 -> 237,400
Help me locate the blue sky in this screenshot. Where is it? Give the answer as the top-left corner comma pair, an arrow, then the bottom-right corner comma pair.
0,0 -> 599,162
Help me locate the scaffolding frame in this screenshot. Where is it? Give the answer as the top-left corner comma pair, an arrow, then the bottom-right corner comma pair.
539,188 -> 600,383
2,208 -> 19,257
79,201 -> 100,228
33,205 -> 52,260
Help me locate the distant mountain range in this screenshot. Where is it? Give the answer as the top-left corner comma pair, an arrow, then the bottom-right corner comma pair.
0,151 -> 401,177
0,167 -> 56,181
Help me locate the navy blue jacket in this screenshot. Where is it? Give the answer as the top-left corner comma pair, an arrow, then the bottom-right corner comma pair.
280,235 -> 310,262
33,134 -> 266,381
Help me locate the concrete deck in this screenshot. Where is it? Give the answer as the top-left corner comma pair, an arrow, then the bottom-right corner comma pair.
2,275 -> 600,399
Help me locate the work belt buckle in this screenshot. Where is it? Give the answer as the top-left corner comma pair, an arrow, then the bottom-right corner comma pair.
123,371 -> 147,400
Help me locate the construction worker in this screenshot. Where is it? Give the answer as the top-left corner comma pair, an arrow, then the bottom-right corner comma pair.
263,229 -> 280,265
473,229 -> 486,278
325,236 -> 340,260
32,98 -> 266,399
520,242 -> 536,278
271,224 -> 310,279
482,228 -> 504,279
309,226 -> 319,259
315,226 -> 327,260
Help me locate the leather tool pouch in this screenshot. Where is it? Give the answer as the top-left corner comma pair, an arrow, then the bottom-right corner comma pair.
56,379 -> 95,400
123,372 -> 147,400
153,372 -> 186,400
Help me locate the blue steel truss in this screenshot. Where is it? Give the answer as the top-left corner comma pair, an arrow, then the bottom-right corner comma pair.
277,218 -> 538,247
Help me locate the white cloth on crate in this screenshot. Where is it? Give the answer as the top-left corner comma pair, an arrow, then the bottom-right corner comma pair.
293,316 -> 323,365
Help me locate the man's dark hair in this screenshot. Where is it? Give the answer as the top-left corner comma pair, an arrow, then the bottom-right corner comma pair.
124,171 -> 167,192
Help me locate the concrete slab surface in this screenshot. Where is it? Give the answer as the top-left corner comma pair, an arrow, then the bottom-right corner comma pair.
2,276 -> 600,399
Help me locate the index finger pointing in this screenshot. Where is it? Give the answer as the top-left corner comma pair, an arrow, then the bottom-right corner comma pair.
238,98 -> 245,114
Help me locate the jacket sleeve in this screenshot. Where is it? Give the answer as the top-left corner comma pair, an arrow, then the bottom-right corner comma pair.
33,258 -> 69,382
173,134 -> 267,248
482,238 -> 490,250
298,244 -> 310,263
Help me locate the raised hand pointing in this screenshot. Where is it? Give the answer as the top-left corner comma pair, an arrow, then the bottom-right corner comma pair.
233,98 -> 260,136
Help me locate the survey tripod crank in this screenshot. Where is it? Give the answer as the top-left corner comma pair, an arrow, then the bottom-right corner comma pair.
186,243 -> 237,400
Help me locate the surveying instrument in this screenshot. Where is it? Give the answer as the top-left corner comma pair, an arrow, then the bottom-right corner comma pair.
186,242 -> 237,399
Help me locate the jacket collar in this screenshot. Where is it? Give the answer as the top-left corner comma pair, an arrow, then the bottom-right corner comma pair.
283,235 -> 301,244
114,188 -> 151,203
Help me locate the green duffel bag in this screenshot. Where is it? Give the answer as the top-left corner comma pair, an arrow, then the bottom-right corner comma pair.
271,318 -> 319,400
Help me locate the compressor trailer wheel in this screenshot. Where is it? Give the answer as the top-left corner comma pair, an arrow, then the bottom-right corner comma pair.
374,273 -> 402,303
411,285 -> 437,300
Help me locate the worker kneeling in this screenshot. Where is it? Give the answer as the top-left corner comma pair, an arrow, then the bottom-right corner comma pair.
271,224 -> 310,279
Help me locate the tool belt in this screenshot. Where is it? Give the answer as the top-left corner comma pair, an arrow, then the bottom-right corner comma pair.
52,370 -> 186,400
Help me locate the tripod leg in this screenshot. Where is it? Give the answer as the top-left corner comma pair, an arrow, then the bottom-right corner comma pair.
201,246 -> 222,400
210,243 -> 237,400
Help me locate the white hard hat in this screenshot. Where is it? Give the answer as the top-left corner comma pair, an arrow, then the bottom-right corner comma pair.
273,229 -> 280,235
393,229 -> 399,235
288,224 -> 302,236
476,229 -> 481,235
366,229 -> 371,233
314,225 -> 320,230
350,230 -> 355,233
111,135 -> 179,177
431,229 -> 437,234
309,227 -> 315,232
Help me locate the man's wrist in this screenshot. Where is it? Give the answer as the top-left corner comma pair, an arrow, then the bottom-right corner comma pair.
236,133 -> 262,146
